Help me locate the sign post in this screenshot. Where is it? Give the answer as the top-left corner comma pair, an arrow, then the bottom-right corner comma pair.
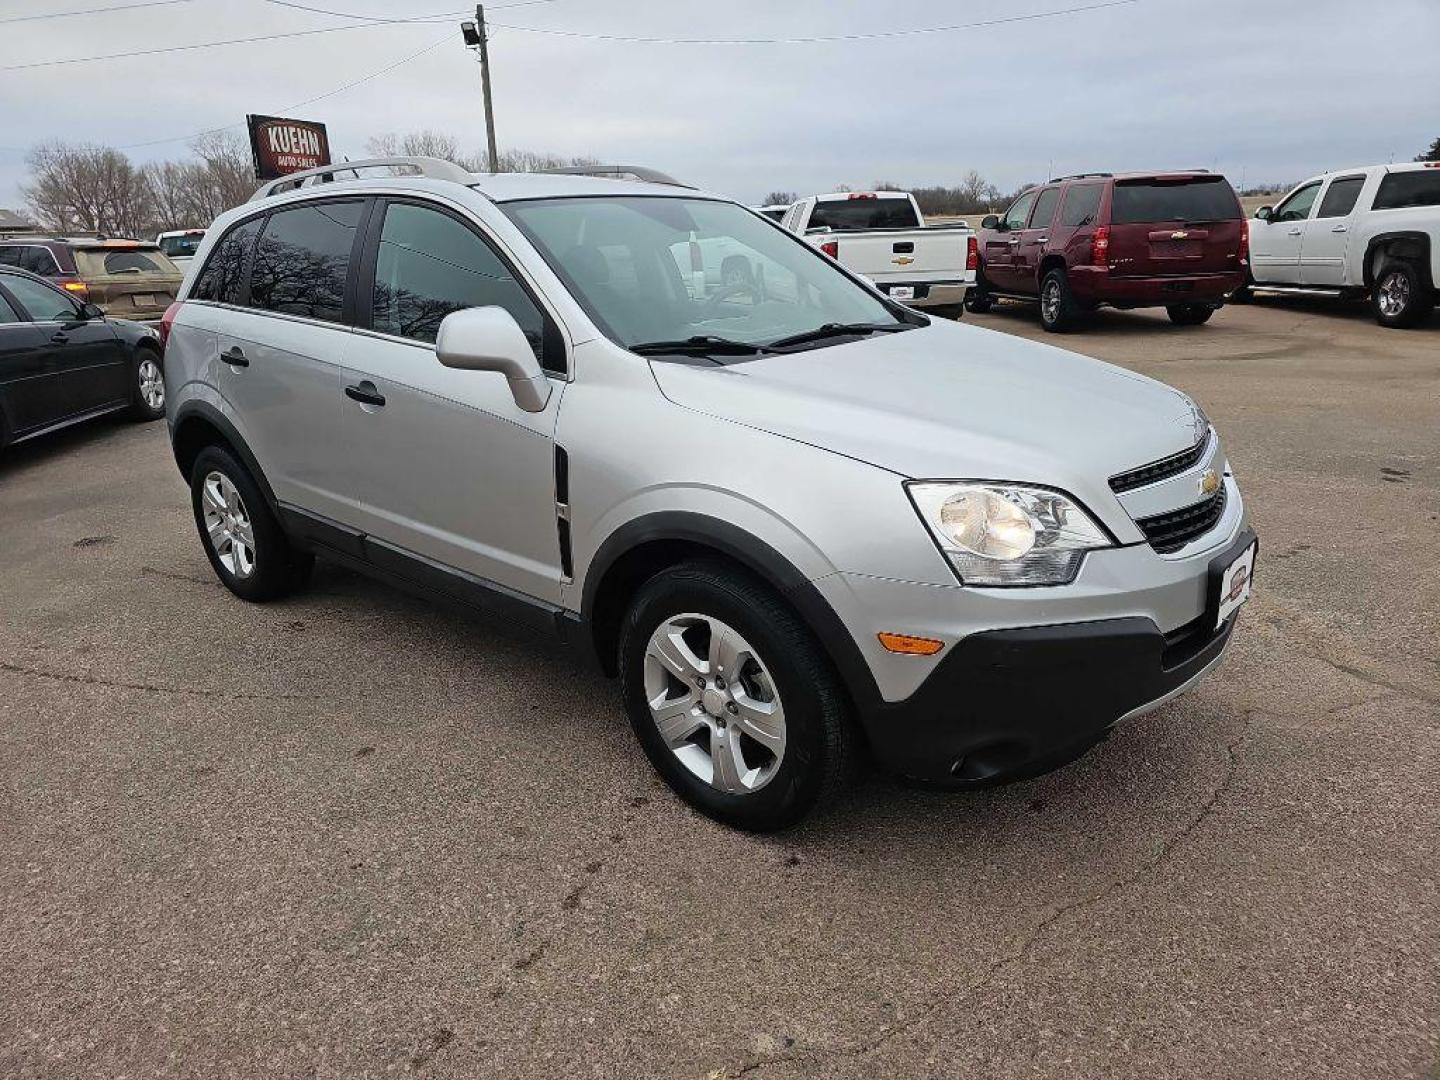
246,115 -> 332,182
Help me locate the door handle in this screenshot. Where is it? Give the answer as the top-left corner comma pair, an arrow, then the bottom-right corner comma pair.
50,332 -> 69,344
1331,224 -> 1348,233
1008,238 -> 1021,246
220,346 -> 249,367
1036,236 -> 1049,244
1287,228 -> 1303,236
344,381 -> 386,407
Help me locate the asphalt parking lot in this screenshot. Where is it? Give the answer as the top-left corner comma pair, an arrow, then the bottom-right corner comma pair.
1,297 -> 1436,1079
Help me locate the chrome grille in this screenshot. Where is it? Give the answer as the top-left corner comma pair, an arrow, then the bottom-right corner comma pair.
1110,433 -> 1211,494
1135,488 -> 1226,554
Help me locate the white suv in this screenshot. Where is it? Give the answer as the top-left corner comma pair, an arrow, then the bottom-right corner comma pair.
162,157 -> 1257,831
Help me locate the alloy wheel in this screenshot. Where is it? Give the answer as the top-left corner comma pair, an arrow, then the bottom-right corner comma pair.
643,613 -> 787,795
201,471 -> 256,579
138,357 -> 164,410
1377,271 -> 1410,317
1041,279 -> 1061,324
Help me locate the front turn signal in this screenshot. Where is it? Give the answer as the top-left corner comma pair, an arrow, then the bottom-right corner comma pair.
878,632 -> 945,656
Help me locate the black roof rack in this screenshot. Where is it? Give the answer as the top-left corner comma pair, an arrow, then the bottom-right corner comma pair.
1046,172 -> 1114,183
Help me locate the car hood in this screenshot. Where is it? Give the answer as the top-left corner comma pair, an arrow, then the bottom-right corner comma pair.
649,320 -> 1201,493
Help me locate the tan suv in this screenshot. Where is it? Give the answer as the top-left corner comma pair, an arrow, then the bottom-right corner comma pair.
0,237 -> 183,322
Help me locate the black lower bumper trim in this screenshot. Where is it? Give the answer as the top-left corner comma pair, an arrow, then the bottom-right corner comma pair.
861,529 -> 1255,786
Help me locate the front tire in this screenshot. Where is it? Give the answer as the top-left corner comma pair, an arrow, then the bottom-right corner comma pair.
1038,268 -> 1081,332
618,560 -> 858,831
1372,260 -> 1434,328
129,346 -> 166,421
190,446 -> 313,602
965,272 -> 994,313
1166,303 -> 1215,326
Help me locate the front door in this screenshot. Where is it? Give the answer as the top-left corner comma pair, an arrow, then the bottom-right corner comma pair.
340,198 -> 566,605
1249,179 -> 1321,284
0,272 -> 128,417
1300,175 -> 1367,287
984,190 -> 1037,293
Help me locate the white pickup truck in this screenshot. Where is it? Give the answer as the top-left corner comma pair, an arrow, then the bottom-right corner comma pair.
779,191 -> 976,316
1242,161 -> 1440,327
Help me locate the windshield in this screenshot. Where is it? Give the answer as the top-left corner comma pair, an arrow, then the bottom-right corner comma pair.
502,196 -> 908,351
1110,178 -> 1241,224
159,234 -> 203,257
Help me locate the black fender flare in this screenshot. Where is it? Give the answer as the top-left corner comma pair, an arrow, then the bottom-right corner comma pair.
579,510 -> 883,715
170,400 -> 281,517
1363,231 -> 1435,290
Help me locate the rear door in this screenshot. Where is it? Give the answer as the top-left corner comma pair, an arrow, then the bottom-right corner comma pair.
1011,186 -> 1062,285
983,190 -> 1037,292
207,200 -> 365,526
0,282 -> 57,437
1300,175 -> 1367,286
1104,176 -> 1245,279
0,272 -> 129,417
1248,179 -> 1322,284
1052,181 -> 1104,266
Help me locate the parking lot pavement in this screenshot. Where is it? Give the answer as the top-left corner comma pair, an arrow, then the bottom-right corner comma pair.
0,298 -> 1436,1080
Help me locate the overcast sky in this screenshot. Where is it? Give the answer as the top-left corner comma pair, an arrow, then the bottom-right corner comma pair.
2,0 -> 1439,217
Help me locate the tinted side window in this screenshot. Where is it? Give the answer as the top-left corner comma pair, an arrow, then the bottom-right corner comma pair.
371,202 -> 546,360
192,217 -> 263,305
0,290 -> 20,323
0,245 -> 59,275
1315,177 -> 1365,219
1373,171 -> 1440,211
1059,184 -> 1103,227
1028,188 -> 1061,228
3,274 -> 79,321
249,201 -> 364,323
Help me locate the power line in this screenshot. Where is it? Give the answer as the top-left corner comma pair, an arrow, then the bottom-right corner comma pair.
0,0 -> 197,25
490,0 -> 1150,45
259,0 -> 556,22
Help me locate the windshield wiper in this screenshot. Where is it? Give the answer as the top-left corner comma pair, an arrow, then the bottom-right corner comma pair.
629,335 -> 773,357
767,322 -> 909,350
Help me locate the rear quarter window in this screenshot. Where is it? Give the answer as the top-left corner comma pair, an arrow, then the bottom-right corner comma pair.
1110,179 -> 1242,224
79,249 -> 173,275
191,217 -> 264,305
1373,171 -> 1440,211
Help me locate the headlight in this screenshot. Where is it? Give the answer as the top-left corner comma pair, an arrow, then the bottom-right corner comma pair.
906,482 -> 1112,586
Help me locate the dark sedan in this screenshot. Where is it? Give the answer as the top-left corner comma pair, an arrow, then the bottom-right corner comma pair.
0,266 -> 166,451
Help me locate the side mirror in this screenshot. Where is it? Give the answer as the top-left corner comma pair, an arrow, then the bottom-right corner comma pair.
981,214 -> 1000,230
79,302 -> 104,320
1254,206 -> 1272,221
435,306 -> 552,413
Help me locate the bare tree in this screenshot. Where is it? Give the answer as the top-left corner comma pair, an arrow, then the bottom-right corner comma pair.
24,142 -> 151,237
366,129 -> 464,163
762,191 -> 797,206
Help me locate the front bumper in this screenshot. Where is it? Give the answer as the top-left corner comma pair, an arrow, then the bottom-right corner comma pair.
841,526 -> 1256,786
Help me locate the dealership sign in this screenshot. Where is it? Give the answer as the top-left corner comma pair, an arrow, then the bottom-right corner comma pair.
247,115 -> 332,181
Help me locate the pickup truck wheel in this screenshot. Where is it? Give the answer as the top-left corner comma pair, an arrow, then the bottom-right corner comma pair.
1166,303 -> 1215,326
1372,260 -> 1434,328
190,446 -> 313,602
619,560 -> 858,832
1228,272 -> 1254,304
1038,268 -> 1080,332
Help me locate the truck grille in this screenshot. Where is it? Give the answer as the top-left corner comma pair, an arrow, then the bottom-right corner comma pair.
1135,488 -> 1226,554
1109,433 -> 1211,493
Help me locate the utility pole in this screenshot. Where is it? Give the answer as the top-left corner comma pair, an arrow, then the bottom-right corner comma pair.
461,6 -> 499,173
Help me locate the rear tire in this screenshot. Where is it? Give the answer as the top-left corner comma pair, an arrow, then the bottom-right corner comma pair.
1372,260 -> 1434,328
965,273 -> 994,313
1038,268 -> 1081,333
128,346 -> 166,421
1228,272 -> 1254,304
1166,303 -> 1215,326
190,446 -> 313,602
618,560 -> 859,832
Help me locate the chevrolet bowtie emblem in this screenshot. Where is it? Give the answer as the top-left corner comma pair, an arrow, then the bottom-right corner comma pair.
892,256 -> 915,266
1200,469 -> 1221,495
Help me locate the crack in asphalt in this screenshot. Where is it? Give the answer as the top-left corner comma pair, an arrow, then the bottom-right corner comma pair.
726,715 -> 1254,1078
0,661 -> 309,702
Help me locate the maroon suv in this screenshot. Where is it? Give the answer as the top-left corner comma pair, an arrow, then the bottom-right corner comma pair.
968,172 -> 1248,331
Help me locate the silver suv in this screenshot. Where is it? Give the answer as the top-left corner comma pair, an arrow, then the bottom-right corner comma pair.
163,157 -> 1257,831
